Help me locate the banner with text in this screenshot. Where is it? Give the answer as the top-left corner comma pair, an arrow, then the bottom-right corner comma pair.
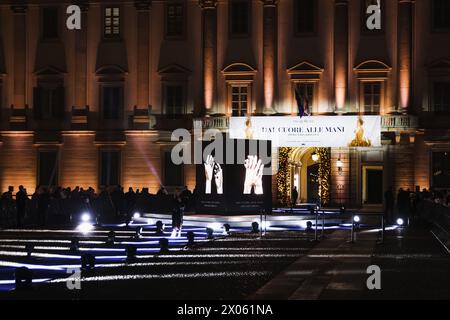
229,116 -> 381,148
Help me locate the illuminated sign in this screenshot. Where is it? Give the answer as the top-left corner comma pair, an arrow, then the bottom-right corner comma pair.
229,116 -> 382,148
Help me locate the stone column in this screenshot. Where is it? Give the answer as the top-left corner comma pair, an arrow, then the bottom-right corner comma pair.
261,0 -> 277,114
135,1 -> 151,109
334,0 -> 348,113
397,0 -> 413,113
199,0 -> 217,115
11,4 -> 27,108
75,2 -> 89,108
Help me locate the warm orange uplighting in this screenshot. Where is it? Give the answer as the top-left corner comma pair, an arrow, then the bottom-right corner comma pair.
204,53 -> 214,111
335,85 -> 346,111
0,134 -> 36,193
264,65 -> 274,111
335,66 -> 347,111
399,70 -> 410,110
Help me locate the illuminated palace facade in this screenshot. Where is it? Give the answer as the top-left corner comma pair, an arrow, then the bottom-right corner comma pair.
0,0 -> 449,209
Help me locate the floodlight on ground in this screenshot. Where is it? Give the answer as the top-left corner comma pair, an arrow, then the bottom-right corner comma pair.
25,244 -> 34,258
126,245 -> 137,262
106,231 -> 115,244
159,238 -> 169,253
70,238 -> 79,252
187,231 -> 195,246
134,227 -> 143,239
81,253 -> 95,270
15,267 -> 33,291
206,227 -> 214,239
155,221 -> 165,235
222,224 -> 231,235
81,213 -> 91,222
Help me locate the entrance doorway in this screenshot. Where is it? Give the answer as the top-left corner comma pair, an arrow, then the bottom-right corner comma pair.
307,163 -> 320,204
363,166 -> 383,204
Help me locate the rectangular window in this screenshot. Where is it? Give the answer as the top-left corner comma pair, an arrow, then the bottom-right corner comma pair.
294,0 -> 315,34
433,0 -> 450,30
230,1 -> 250,36
230,85 -> 250,117
42,7 -> 59,40
101,86 -> 123,120
433,82 -> 450,112
100,151 -> 121,187
33,86 -> 65,120
164,151 -> 184,186
361,0 -> 384,33
104,7 -> 120,38
362,82 -> 381,113
38,151 -> 58,187
295,83 -> 314,113
166,2 -> 185,37
164,85 -> 185,116
432,152 -> 450,188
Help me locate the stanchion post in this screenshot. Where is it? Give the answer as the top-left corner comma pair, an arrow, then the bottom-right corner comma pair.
314,208 -> 318,242
260,211 -> 263,238
381,215 -> 385,244
264,210 -> 267,236
350,214 -> 355,243
321,210 -> 325,239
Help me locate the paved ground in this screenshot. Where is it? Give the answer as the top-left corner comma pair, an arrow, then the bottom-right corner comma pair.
1,219 -> 449,300
252,222 -> 450,300
0,226 -> 319,300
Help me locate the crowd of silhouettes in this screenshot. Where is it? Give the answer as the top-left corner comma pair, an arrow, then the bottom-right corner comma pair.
0,184 -> 195,229
384,186 -> 450,223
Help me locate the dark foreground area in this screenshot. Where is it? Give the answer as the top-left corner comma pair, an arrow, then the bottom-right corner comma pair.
1,216 -> 450,300
0,229 -> 316,300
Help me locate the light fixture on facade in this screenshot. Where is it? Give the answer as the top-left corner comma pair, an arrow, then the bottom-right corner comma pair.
312,152 -> 319,162
337,158 -> 344,173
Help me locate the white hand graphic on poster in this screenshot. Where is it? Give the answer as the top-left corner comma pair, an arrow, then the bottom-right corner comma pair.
204,155 -> 223,194
243,155 -> 264,195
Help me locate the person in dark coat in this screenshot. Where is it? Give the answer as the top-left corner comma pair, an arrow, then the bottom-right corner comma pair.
171,200 -> 184,237
291,186 -> 298,211
384,186 -> 394,224
124,187 -> 136,225
37,188 -> 50,228
16,185 -> 28,228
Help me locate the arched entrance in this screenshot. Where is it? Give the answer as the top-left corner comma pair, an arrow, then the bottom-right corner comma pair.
289,147 -> 320,204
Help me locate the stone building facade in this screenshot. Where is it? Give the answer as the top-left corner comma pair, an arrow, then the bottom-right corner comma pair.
0,0 -> 449,209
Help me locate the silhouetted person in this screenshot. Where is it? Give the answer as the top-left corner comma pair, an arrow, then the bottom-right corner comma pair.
291,186 -> 298,210
157,186 -> 168,197
1,186 -> 14,227
180,186 -> 192,207
16,186 -> 28,228
124,187 -> 136,225
384,187 -> 394,223
37,188 -> 50,227
172,202 -> 184,237
397,188 -> 411,220
1,186 -> 14,202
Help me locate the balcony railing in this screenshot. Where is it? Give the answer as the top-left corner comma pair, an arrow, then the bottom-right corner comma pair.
381,114 -> 418,131
194,115 -> 418,132
193,116 -> 229,130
